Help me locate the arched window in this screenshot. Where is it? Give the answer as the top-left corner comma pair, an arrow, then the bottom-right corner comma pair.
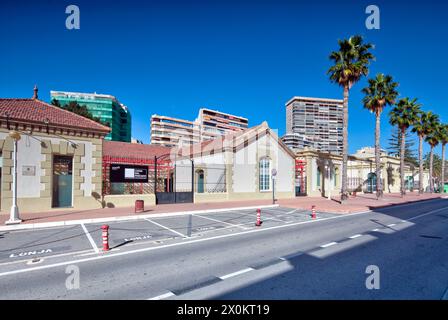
196,169 -> 205,193
317,167 -> 321,187
259,158 -> 270,191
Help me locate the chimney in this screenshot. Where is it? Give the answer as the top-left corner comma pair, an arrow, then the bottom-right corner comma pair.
33,85 -> 38,99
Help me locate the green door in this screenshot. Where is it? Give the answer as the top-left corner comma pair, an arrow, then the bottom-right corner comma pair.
197,170 -> 204,193
53,156 -> 73,208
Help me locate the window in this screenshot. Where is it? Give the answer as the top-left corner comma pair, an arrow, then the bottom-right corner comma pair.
259,158 -> 270,191
317,167 -> 321,187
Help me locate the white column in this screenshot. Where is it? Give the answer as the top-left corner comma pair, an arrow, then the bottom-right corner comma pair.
6,133 -> 21,225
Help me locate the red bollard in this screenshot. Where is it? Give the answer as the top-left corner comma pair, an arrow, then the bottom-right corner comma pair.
101,225 -> 110,251
255,208 -> 263,227
311,205 -> 316,219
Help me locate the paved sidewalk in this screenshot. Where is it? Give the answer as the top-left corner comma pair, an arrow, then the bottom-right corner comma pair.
279,192 -> 446,213
0,192 -> 444,229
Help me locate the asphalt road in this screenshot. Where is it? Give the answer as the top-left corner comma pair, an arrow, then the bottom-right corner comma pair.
0,198 -> 447,300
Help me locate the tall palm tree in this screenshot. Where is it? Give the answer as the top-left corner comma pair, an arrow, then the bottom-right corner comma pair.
438,124 -> 448,192
425,117 -> 441,193
362,74 -> 399,199
412,110 -> 433,194
389,98 -> 421,197
327,35 -> 375,202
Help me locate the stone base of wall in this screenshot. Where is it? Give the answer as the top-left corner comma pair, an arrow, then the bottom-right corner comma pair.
103,194 -> 156,208
194,191 -> 294,203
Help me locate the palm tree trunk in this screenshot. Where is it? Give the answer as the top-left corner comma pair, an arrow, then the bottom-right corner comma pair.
429,146 -> 434,193
442,144 -> 446,193
375,113 -> 383,199
419,135 -> 423,194
341,85 -> 349,203
400,128 -> 406,197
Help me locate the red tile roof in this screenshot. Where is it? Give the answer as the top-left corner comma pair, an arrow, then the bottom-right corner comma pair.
103,140 -> 171,159
0,98 -> 111,134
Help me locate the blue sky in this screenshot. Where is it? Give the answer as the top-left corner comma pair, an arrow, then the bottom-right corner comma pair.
1,0 -> 447,155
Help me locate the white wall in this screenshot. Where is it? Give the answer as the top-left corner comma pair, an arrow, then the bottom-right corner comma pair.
233,142 -> 256,192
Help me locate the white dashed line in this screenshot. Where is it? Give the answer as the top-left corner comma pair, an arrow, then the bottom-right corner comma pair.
147,291 -> 175,300
349,234 -> 362,239
387,224 -> 396,227
320,242 -> 337,248
372,229 -> 380,232
219,267 -> 254,280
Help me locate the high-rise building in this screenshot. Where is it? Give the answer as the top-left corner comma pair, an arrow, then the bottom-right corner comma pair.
150,108 -> 248,147
282,96 -> 343,154
50,91 -> 132,142
196,108 -> 249,141
150,115 -> 201,147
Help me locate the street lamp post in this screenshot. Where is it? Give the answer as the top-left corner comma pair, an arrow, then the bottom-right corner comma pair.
6,130 -> 21,225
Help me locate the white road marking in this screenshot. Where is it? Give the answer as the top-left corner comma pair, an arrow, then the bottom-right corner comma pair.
407,207 -> 448,221
320,242 -> 337,248
1,205 -> 446,278
387,224 -> 396,227
194,214 -> 248,230
81,223 -> 99,254
147,291 -> 175,300
372,229 -> 380,232
219,267 -> 254,280
144,219 -> 187,238
349,234 -> 362,239
442,286 -> 448,300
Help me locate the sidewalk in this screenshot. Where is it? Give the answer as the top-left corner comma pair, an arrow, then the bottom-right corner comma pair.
0,192 -> 445,230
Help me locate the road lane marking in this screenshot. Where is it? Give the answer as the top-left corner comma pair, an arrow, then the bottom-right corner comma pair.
81,223 -> 99,254
147,291 -> 175,300
407,207 -> 448,221
320,242 -> 337,248
349,234 -> 362,239
387,224 -> 396,227
372,229 -> 380,232
219,268 -> 254,280
144,219 -> 187,238
442,286 -> 448,300
2,204 -> 447,278
194,214 -> 248,230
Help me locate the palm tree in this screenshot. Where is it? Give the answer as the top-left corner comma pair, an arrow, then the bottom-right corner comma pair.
412,110 -> 433,194
389,98 -> 421,197
362,74 -> 399,199
425,116 -> 441,193
327,35 -> 375,202
438,124 -> 448,192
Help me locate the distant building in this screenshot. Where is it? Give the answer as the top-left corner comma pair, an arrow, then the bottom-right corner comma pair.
131,138 -> 143,144
282,96 -> 343,155
50,91 -> 132,142
150,108 -> 248,147
150,115 -> 201,147
196,108 -> 248,141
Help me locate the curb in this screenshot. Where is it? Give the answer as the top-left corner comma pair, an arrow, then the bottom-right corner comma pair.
0,204 -> 280,232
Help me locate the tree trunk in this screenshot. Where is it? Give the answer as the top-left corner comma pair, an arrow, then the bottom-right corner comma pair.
400,128 -> 406,197
341,85 -> 349,203
419,135 -> 423,194
375,113 -> 383,199
442,144 -> 446,193
429,146 -> 434,193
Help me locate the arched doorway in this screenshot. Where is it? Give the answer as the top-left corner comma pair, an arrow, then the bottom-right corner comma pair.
367,172 -> 377,193
196,169 -> 205,193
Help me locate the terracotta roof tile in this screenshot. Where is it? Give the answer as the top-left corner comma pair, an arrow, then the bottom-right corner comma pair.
103,140 -> 171,159
0,98 -> 111,134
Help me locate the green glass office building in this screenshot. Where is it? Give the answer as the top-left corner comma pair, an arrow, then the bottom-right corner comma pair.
50,91 -> 132,142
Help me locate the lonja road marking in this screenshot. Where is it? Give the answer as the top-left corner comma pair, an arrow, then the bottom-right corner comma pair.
9,249 -> 52,258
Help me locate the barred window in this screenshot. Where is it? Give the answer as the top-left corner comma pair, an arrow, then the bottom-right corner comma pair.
259,158 -> 271,191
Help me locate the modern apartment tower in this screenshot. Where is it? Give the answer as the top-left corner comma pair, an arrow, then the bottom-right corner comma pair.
282,96 -> 344,154
196,108 -> 249,141
150,108 -> 249,147
50,91 -> 132,142
150,115 -> 201,147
